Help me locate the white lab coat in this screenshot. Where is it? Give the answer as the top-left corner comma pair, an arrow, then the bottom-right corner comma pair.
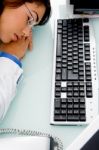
0,52 -> 23,121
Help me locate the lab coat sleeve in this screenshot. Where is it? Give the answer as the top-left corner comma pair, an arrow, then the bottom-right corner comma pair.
0,52 -> 23,121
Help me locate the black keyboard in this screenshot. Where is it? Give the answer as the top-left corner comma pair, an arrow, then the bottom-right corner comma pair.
50,18 -> 98,125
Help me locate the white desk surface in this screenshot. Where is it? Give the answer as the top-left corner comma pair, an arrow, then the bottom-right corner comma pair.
0,0 -> 99,149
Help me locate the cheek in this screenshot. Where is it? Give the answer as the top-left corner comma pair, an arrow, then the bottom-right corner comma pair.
1,9 -> 26,32
0,6 -> 28,43
0,22 -> 14,43
4,16 -> 26,32
0,15 -> 27,43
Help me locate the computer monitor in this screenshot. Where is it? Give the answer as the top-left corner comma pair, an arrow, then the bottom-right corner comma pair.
70,0 -> 75,4
70,0 -> 99,6
70,0 -> 99,14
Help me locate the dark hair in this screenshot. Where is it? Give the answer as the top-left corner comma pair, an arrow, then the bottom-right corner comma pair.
0,0 -> 51,25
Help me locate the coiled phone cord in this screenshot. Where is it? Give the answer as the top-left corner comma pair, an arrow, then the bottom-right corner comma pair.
0,128 -> 63,150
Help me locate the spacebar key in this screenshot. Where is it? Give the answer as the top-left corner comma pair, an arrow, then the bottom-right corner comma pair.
67,70 -> 78,81
56,34 -> 62,56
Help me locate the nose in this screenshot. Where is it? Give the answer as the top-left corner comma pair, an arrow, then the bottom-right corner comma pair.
22,26 -> 31,37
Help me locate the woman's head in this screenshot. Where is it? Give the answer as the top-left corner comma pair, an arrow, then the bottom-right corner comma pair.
0,0 -> 51,43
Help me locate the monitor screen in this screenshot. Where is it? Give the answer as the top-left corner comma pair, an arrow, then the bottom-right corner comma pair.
71,0 -> 99,14
72,0 -> 99,8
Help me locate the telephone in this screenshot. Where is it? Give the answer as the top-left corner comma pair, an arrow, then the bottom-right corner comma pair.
0,128 -> 63,150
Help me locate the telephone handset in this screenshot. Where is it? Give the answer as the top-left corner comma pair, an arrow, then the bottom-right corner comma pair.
0,128 -> 63,150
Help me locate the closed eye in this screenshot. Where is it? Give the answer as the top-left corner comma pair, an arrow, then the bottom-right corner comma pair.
27,16 -> 32,24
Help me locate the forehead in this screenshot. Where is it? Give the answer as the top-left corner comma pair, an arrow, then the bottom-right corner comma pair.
26,2 -> 46,23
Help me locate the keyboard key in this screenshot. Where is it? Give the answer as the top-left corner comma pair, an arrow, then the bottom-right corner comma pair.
55,92 -> 61,98
84,26 -> 89,42
57,34 -> 62,56
55,87 -> 61,92
62,68 -> 67,80
61,87 -> 66,92
54,109 -> 60,115
73,109 -> 79,115
55,81 -> 61,87
67,70 -> 78,80
54,99 -> 61,108
56,74 -> 61,81
61,93 -> 66,98
61,81 -> 66,87
80,115 -> 86,121
54,115 -> 66,121
61,98 -> 67,103
67,109 -> 73,114
61,103 -> 67,109
86,92 -> 93,98
61,109 -> 67,115
67,115 -> 79,121
80,109 -> 86,115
